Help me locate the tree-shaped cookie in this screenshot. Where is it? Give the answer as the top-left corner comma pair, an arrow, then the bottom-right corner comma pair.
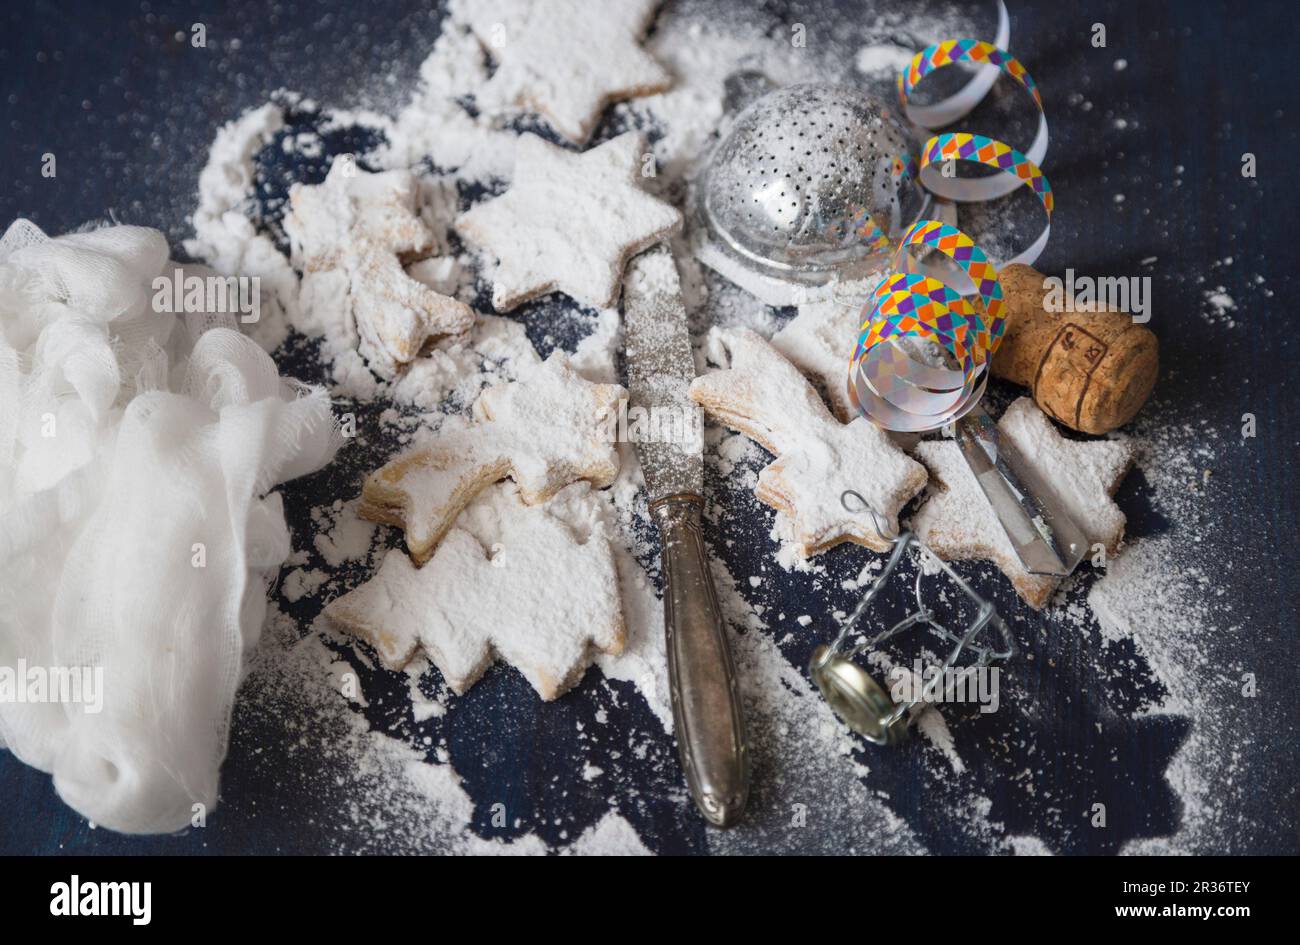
690,328 -> 928,555
359,351 -> 624,564
285,158 -> 475,375
463,0 -> 670,145
325,483 -> 625,700
910,397 -> 1134,609
454,131 -> 682,312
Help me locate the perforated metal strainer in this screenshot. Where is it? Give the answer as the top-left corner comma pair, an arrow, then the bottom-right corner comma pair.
693,82 -> 931,306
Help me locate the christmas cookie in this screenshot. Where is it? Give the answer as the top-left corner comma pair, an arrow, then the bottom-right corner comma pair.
909,397 -> 1134,608
285,158 -> 475,375
461,0 -> 670,144
326,482 -> 625,700
771,277 -> 882,423
359,352 -> 624,564
690,328 -> 928,556
454,131 -> 682,311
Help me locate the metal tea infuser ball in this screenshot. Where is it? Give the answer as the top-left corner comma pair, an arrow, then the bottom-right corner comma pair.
693,0 -> 1017,307
692,81 -> 935,307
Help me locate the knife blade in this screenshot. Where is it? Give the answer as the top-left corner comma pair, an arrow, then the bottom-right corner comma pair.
955,403 -> 1088,577
623,246 -> 702,501
623,244 -> 749,828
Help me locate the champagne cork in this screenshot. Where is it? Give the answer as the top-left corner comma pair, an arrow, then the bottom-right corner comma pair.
991,264 -> 1158,434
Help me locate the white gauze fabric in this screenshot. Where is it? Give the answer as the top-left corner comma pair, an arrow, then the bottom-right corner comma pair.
0,220 -> 340,833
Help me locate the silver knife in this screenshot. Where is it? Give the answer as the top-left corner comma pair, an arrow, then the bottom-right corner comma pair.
955,404 -> 1088,577
622,244 -> 749,828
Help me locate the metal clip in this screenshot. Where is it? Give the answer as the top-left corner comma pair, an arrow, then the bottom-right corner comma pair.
807,490 -> 1016,745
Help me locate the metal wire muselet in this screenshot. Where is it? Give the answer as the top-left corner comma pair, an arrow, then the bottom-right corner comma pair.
808,490 -> 1016,746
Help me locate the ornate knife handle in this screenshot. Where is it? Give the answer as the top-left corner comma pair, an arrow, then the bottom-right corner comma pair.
650,493 -> 749,828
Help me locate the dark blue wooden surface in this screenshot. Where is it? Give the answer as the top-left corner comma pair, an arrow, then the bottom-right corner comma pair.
1,0 -> 1296,855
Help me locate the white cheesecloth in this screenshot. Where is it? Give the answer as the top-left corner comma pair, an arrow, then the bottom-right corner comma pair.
0,219 -> 340,833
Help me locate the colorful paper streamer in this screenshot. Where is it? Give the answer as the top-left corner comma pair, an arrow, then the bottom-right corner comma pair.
848,1 -> 1054,432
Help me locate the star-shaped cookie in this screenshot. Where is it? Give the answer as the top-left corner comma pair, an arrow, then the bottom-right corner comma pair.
463,0 -> 671,144
326,482 -> 625,700
285,158 -> 475,375
454,131 -> 683,311
359,352 -> 625,564
909,397 -> 1134,609
771,277 -> 883,422
690,328 -> 928,555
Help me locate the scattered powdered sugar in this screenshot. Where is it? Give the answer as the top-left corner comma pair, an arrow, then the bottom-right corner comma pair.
372,25 -> 517,183
1086,416 -> 1252,854
1088,544 -> 1219,712
855,43 -> 917,79
1202,288 -> 1237,328
562,810 -> 653,855
1088,547 -> 1236,856
281,566 -> 329,603
237,607 -> 554,853
1040,404 -> 1258,854
1005,835 -> 1054,856
624,18 -> 813,183
311,499 -> 379,567
185,103 -> 300,354
894,665 -> 966,774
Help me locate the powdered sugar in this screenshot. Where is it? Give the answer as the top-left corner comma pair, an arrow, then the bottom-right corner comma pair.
855,43 -> 918,80
374,25 -> 502,178
238,608 -> 556,853
185,103 -> 300,353
624,18 -> 815,183
1080,413 -> 1250,854
311,499 -> 378,568
1201,288 -> 1237,328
